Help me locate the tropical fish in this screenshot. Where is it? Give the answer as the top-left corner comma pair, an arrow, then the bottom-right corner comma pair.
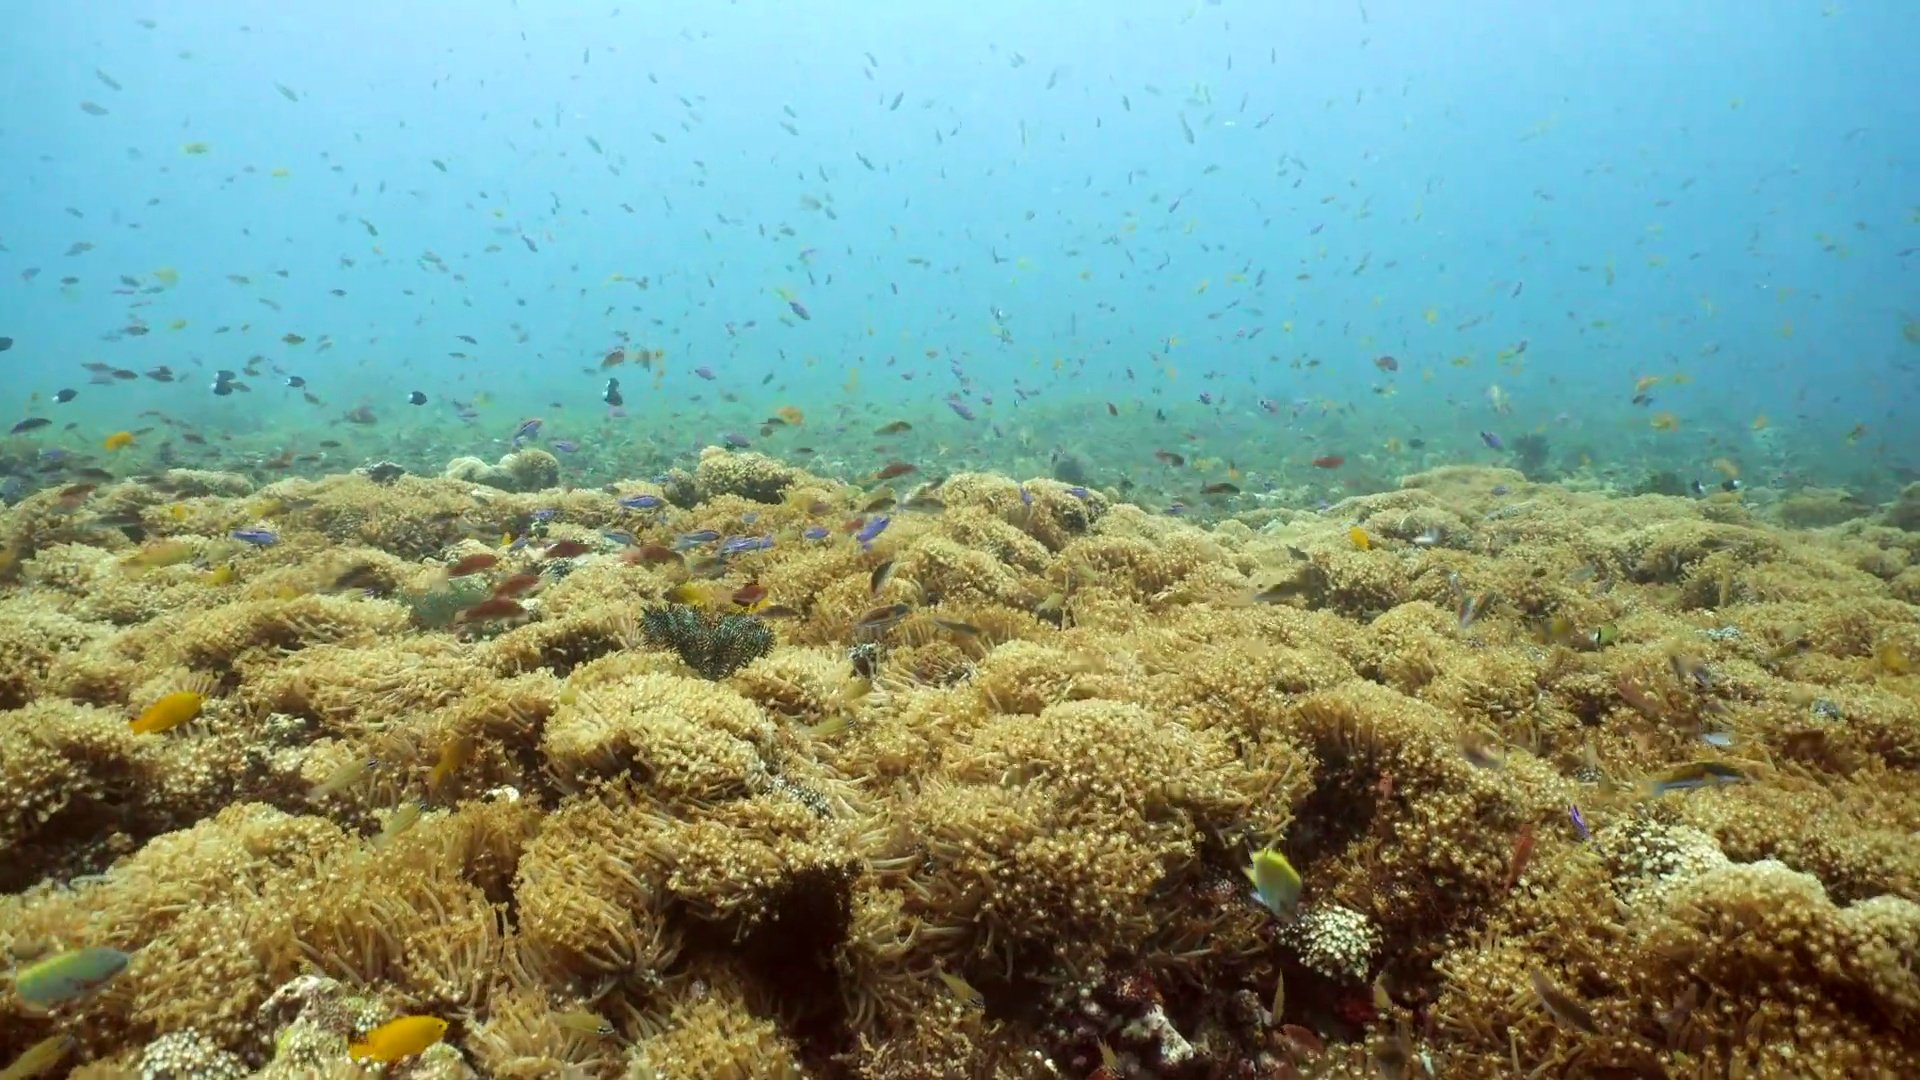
348,1015 -> 448,1062
1243,845 -> 1302,919
132,685 -> 210,734
12,946 -> 131,1007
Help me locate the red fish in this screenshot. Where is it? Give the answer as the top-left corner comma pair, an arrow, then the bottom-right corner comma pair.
457,597 -> 525,623
445,552 -> 499,578
542,540 -> 593,560
1311,455 -> 1346,469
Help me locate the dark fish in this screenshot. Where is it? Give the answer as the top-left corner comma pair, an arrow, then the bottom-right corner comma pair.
54,389 -> 77,403
406,390 -> 427,405
0,336 -> 13,352
9,417 -> 50,434
603,378 -> 623,406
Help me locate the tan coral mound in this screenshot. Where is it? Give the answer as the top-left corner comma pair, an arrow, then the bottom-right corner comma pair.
2,461 -> 1917,1077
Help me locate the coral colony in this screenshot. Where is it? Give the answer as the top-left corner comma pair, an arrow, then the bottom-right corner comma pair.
1,447 -> 1917,1077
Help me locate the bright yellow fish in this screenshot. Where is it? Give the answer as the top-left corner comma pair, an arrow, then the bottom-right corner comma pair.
348,1016 -> 448,1063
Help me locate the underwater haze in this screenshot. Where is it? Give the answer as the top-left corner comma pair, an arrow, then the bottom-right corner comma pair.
2,0 -> 1917,505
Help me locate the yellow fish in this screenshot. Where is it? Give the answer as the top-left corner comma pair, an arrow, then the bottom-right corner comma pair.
348,1016 -> 448,1063
1348,526 -> 1372,551
1243,845 -> 1302,918
103,430 -> 134,451
131,689 -> 206,734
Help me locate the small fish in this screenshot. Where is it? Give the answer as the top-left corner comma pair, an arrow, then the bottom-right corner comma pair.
875,420 -> 912,435
873,461 -> 917,481
1479,430 -> 1504,450
854,601 -> 912,632
855,515 -> 891,549
1310,455 -> 1345,469
869,559 -> 896,595
731,581 -> 768,609
1243,845 -> 1303,919
428,734 -> 475,797
554,1010 -> 615,1038
603,378 -> 623,406
1568,804 -> 1590,842
132,688 -> 207,734
623,543 -> 683,567
1200,482 -> 1239,495
1646,760 -> 1746,796
1348,526 -> 1371,551
103,430 -> 135,451
445,552 -> 499,578
8,418 -> 50,435
0,1034 -> 75,1080
375,800 -> 426,848
309,756 -> 377,800
935,969 -> 983,1009
490,573 -> 541,599
618,493 -> 665,511
457,597 -> 527,623
12,947 -> 131,1007
230,527 -> 278,547
1528,971 -> 1600,1035
349,1015 -> 448,1062
406,390 -> 428,405
542,539 -> 593,560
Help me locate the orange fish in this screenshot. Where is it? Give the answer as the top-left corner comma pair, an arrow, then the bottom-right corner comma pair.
102,430 -> 135,451
731,581 -> 768,609
542,539 -> 592,560
1311,455 -> 1345,469
873,461 -> 918,481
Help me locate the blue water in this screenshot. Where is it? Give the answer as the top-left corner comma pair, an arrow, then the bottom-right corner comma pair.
2,0 -> 1915,499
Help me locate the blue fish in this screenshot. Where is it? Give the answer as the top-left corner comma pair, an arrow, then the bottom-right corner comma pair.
1066,486 -> 1090,500
511,417 -> 543,443
720,534 -> 773,557
1480,431 -> 1505,450
530,508 -> 558,523
1568,804 -> 1590,842
855,515 -> 891,549
600,529 -> 637,547
230,527 -> 278,546
802,525 -> 829,541
618,493 -> 665,511
673,529 -> 721,550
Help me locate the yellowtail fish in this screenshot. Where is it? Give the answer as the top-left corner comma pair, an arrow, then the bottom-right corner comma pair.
12,946 -> 131,1007
1243,845 -> 1302,919
348,1015 -> 448,1062
375,799 -> 425,847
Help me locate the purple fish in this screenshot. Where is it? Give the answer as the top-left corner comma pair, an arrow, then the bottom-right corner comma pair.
674,529 -> 721,550
619,493 -> 665,511
1479,431 -> 1504,450
855,515 -> 890,549
1066,486 -> 1090,500
550,439 -> 579,453
722,432 -> 751,448
788,299 -> 811,320
802,525 -> 829,541
694,366 -> 716,381
1568,804 -> 1590,842
512,417 -> 543,444
230,527 -> 278,546
946,399 -> 976,421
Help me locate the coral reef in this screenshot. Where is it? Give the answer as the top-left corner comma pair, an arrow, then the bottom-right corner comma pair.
2,457 -> 1918,1077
